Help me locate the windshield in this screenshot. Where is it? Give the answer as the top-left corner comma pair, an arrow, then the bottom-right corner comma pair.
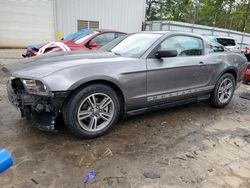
101,33 -> 162,58
73,31 -> 99,44
100,35 -> 128,51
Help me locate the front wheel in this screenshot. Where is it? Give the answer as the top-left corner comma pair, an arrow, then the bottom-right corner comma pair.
63,84 -> 121,138
210,73 -> 235,108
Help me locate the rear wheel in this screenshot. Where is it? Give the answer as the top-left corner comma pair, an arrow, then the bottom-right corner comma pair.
63,84 -> 120,138
210,73 -> 235,108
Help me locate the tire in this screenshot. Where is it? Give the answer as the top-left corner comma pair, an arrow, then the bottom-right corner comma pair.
210,73 -> 236,108
63,84 -> 121,138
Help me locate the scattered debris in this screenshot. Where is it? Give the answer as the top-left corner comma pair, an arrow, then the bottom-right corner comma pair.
102,147 -> 113,158
78,152 -> 96,167
83,171 -> 96,183
234,142 -> 240,147
160,121 -> 167,126
173,156 -> 186,161
186,154 -> 195,159
30,178 -> 39,185
208,168 -> 214,172
0,149 -> 13,173
239,92 -> 250,100
143,172 -> 161,179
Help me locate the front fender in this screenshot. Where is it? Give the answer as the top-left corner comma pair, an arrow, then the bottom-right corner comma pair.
68,75 -> 125,92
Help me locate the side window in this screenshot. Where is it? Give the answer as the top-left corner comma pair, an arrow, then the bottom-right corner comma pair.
91,33 -> 116,46
160,36 -> 203,56
210,41 -> 225,52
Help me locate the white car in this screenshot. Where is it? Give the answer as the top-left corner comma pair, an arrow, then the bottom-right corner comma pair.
207,36 -> 241,53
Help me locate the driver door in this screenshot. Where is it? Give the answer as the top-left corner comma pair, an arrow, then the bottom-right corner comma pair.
146,35 -> 210,105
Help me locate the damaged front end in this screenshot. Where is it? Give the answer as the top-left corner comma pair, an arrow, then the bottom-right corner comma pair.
7,77 -> 68,132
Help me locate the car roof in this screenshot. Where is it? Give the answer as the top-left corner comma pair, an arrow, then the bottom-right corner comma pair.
139,31 -> 208,39
94,29 -> 126,34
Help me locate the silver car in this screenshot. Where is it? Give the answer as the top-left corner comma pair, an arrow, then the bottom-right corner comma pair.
3,31 -> 248,138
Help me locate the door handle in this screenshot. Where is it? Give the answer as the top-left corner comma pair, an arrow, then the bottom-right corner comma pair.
199,61 -> 206,66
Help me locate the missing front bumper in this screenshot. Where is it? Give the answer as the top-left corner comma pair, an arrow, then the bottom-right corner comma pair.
7,80 -> 68,132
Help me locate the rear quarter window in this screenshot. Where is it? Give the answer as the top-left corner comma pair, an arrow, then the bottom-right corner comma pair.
210,41 -> 225,53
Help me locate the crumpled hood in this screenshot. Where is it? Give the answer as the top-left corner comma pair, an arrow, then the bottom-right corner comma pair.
3,50 -> 124,78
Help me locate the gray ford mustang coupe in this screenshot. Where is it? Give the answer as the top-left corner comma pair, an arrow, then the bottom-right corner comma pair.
4,31 -> 247,138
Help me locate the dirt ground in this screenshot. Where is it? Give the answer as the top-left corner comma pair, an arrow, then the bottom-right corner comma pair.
1,49 -> 250,188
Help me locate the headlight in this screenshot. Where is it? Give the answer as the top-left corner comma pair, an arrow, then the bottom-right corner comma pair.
22,79 -> 50,96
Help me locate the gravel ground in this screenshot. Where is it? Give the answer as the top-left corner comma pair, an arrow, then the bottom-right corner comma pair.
1,49 -> 250,188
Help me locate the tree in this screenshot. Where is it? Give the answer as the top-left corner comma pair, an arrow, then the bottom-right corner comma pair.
240,0 -> 250,32
145,0 -> 250,33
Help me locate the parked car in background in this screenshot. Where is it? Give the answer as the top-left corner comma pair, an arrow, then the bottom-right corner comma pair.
243,63 -> 250,84
244,46 -> 250,55
22,29 -> 91,57
4,31 -> 247,138
62,28 -> 91,41
238,43 -> 250,54
239,43 -> 250,62
22,29 -> 126,57
206,35 -> 241,53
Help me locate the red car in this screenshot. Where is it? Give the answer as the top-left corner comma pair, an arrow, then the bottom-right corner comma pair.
243,63 -> 250,84
244,46 -> 250,55
23,29 -> 126,57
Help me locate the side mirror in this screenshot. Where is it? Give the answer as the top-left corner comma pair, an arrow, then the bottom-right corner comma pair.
88,41 -> 98,49
155,49 -> 178,58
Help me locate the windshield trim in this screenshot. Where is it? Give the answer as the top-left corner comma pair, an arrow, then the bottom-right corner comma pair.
139,33 -> 164,59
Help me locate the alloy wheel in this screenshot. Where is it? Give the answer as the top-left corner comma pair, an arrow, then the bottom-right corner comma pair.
77,93 -> 114,132
218,78 -> 233,104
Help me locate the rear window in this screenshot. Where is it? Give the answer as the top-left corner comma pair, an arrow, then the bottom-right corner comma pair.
216,38 -> 236,46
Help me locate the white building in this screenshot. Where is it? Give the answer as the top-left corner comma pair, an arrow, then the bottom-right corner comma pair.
0,0 -> 146,47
